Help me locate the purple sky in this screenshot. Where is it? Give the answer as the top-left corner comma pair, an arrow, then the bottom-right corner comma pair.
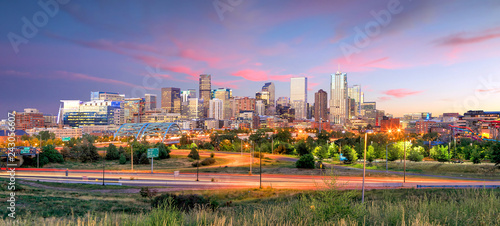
1,0 -> 500,117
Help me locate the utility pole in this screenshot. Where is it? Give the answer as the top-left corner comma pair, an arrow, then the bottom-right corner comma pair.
362,132 -> 368,204
102,156 -> 105,186
260,143 -> 262,189
196,159 -> 199,181
131,144 -> 134,171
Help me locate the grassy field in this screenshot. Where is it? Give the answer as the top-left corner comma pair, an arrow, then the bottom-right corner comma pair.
1,176 -> 499,225
32,155 -> 231,172
347,161 -> 500,179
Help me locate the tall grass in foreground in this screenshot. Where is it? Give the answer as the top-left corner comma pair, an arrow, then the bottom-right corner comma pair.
3,188 -> 498,226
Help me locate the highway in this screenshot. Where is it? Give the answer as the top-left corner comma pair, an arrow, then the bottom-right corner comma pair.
2,149 -> 499,191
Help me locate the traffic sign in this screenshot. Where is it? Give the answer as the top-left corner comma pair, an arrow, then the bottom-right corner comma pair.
21,147 -> 30,154
62,137 -> 71,142
147,148 -> 159,158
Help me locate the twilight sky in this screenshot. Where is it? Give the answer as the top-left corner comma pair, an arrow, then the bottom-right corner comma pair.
1,0 -> 500,117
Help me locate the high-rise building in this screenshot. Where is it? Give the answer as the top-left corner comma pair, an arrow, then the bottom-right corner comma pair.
262,82 -> 275,115
211,88 -> 232,120
144,94 -> 157,111
348,85 -> 362,117
188,98 -> 202,120
314,89 -> 328,122
199,74 -> 211,117
234,97 -> 256,115
123,98 -> 145,123
61,100 -> 121,127
14,108 -> 45,131
161,87 -> 181,113
330,71 -> 348,125
290,77 -> 307,119
256,100 -> 266,116
90,91 -> 124,102
276,97 -> 290,107
209,98 -> 224,120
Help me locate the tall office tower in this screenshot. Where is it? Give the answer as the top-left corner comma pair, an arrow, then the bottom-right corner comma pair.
161,87 -> 181,113
144,94 -> 157,111
255,100 -> 266,116
255,91 -> 270,115
211,88 -> 232,120
262,82 -> 275,115
199,74 -> 212,117
330,71 -> 348,125
209,98 -> 224,120
123,98 -> 145,123
290,77 -> 307,119
188,98 -> 202,120
348,85 -> 362,117
276,97 -> 290,107
314,89 -> 328,122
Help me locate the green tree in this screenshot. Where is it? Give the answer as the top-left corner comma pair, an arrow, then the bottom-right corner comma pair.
471,149 -> 482,164
408,146 -> 424,162
387,144 -> 399,161
366,145 -> 376,163
327,142 -> 338,157
490,142 -> 500,168
180,135 -> 189,146
39,145 -> 64,165
105,144 -> 120,160
430,145 -> 450,162
342,146 -> 357,164
119,154 -> 127,164
156,143 -> 170,159
295,140 -> 310,156
313,145 -> 329,161
296,154 -> 315,169
139,153 -> 150,164
188,147 -> 200,160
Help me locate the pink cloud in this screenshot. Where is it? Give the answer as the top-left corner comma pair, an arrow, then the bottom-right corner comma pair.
55,71 -> 158,90
231,69 -> 294,82
377,96 -> 392,102
436,27 -> 500,46
382,89 -> 423,98
308,82 -> 320,91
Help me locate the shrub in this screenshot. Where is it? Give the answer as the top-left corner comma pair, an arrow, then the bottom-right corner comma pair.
210,152 -> 215,158
313,145 -> 329,161
490,143 -> 500,168
152,193 -> 211,211
471,149 -> 482,164
408,148 -> 424,162
157,143 -> 170,159
253,152 -> 265,158
139,153 -> 150,164
296,154 -> 315,169
430,145 -> 451,162
39,145 -> 64,165
295,141 -> 310,156
119,154 -> 126,164
188,148 -> 200,160
106,144 -> 120,160
342,146 -> 358,164
140,187 -> 157,199
201,157 -> 216,166
366,145 -> 376,163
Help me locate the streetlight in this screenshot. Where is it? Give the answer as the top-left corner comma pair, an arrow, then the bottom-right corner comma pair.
361,130 -> 372,204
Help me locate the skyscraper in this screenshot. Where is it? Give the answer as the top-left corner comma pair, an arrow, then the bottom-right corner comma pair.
144,94 -> 157,111
161,87 -> 181,113
290,77 -> 307,119
348,85 -> 362,117
211,88 -> 232,120
314,89 -> 328,122
330,71 -> 348,125
209,98 -> 223,120
262,82 -> 275,115
199,74 -> 211,117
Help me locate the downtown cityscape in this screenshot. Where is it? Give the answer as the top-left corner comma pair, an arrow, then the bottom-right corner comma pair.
1,0 -> 500,225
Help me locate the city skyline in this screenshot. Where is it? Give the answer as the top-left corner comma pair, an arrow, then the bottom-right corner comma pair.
2,1 -> 500,117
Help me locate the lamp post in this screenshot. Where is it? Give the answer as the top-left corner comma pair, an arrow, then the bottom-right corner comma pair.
250,141 -> 254,175
361,131 -> 369,204
259,143 -> 262,189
